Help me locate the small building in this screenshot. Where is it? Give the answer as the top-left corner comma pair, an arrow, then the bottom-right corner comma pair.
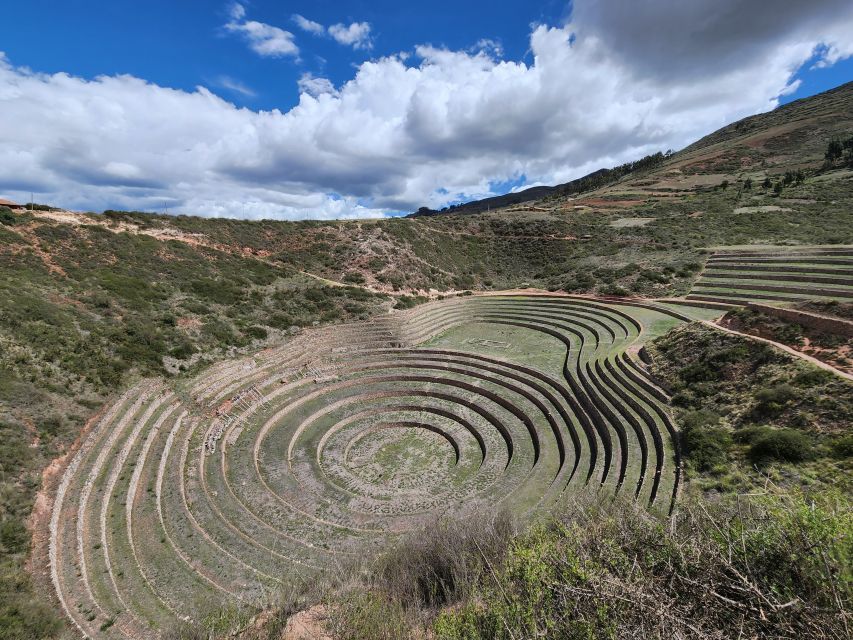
0,198 -> 25,210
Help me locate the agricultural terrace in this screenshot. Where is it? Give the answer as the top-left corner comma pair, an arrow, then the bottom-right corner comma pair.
48,294 -> 703,638
688,245 -> 853,306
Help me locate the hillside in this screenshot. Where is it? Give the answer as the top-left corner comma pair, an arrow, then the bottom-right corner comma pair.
0,81 -> 851,640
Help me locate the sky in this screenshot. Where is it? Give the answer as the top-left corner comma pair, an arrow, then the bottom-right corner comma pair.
1,0 -> 852,220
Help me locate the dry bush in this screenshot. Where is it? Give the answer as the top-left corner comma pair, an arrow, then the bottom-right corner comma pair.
376,506 -> 516,608
435,489 -> 852,639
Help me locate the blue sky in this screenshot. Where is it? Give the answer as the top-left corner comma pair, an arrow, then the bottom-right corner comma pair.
1,1 -> 852,218
3,1 -> 567,112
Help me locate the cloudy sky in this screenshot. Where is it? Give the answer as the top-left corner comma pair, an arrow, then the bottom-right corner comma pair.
1,0 -> 852,219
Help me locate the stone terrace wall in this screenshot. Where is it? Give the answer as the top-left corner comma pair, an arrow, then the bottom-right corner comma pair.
746,303 -> 853,338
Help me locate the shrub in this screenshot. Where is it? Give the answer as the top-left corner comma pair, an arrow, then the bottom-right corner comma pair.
187,278 -> 242,305
0,518 -> 29,554
343,271 -> 366,285
377,508 -> 515,608
748,429 -> 815,463
426,491 -> 853,639
751,383 -> 797,419
244,326 -> 268,340
682,426 -> 731,472
169,342 -> 196,360
267,312 -> 294,329
793,369 -> 833,387
733,425 -> 773,445
0,207 -> 16,226
394,295 -> 428,310
599,283 -> 630,297
830,435 -> 853,459
681,409 -> 720,431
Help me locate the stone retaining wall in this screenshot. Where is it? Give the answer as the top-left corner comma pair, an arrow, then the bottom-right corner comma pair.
746,303 -> 853,338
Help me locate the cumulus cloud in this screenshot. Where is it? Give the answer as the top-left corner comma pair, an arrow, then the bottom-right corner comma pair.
1,0 -> 852,219
570,0 -> 853,82
472,39 -> 504,58
297,73 -> 339,98
225,4 -> 298,58
328,22 -> 373,50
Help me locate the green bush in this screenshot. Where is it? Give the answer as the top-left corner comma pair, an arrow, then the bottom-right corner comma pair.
244,326 -> 268,340
751,383 -> 797,419
682,426 -> 731,472
0,207 -> 16,226
793,369 -> 833,387
681,409 -> 720,431
267,312 -> 294,329
394,295 -> 428,310
0,518 -> 29,554
830,435 -> 853,459
748,429 -> 815,464
732,425 -> 772,445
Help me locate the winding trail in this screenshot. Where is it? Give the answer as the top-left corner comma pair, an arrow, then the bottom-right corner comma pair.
703,320 -> 853,382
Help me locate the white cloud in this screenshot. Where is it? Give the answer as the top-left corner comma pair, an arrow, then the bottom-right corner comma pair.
215,75 -> 256,97
472,39 -> 503,58
225,5 -> 298,58
328,22 -> 373,50
1,1 -> 852,220
298,73 -> 338,98
228,2 -> 245,21
292,14 -> 325,36
291,14 -> 373,51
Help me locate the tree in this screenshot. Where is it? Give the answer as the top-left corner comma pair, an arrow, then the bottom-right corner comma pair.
743,178 -> 753,190
773,182 -> 784,195
825,139 -> 843,164
762,177 -> 772,189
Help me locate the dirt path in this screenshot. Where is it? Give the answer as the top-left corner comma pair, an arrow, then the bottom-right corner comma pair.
413,223 -> 576,241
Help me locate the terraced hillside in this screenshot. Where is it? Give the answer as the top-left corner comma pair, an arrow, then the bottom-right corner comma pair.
48,295 -> 693,638
687,246 -> 853,306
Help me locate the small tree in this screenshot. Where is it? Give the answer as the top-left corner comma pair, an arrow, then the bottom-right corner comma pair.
825,139 -> 843,164
743,178 -> 753,190
844,137 -> 853,168
762,177 -> 772,189
773,182 -> 784,195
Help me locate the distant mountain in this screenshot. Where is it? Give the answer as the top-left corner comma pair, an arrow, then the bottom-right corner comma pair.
409,185 -> 558,217
409,154 -> 670,217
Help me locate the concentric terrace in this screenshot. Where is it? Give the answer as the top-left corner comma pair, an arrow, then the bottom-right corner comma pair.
49,294 -> 697,638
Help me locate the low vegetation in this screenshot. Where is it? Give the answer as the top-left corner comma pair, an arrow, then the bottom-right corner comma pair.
649,323 -> 852,493
180,489 -> 850,639
720,306 -> 852,373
